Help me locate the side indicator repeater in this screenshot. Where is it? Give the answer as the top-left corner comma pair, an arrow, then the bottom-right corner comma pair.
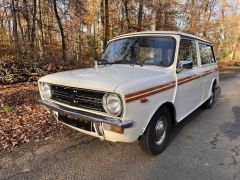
140,98 -> 148,103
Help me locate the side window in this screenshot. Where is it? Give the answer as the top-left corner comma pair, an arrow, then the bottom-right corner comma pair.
178,39 -> 197,66
199,43 -> 215,65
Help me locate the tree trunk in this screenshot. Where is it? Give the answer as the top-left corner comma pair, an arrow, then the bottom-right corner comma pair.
53,0 -> 66,62
120,4 -> 124,33
16,1 -> 24,42
123,0 -> 130,31
150,0 -> 157,31
11,0 -> 20,59
188,0 -> 196,33
231,38 -> 239,61
7,15 -> 12,43
38,0 -> 45,58
137,0 -> 144,32
93,21 -> 97,60
156,0 -> 163,30
23,0 -> 31,42
31,0 -> 37,49
77,21 -> 82,62
100,0 -> 105,49
104,0 -> 109,47
202,0 -> 209,37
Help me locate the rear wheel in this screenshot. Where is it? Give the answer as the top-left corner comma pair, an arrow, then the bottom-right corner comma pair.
138,107 -> 171,155
203,83 -> 216,109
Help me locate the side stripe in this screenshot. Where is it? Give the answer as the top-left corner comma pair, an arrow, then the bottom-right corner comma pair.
125,68 -> 218,103
125,81 -> 176,99
126,83 -> 176,103
178,75 -> 201,85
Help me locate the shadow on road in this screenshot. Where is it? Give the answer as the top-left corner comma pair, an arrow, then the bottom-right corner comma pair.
219,106 -> 240,140
168,107 -> 205,146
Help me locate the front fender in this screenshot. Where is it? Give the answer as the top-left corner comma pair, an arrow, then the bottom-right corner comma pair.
122,87 -> 176,140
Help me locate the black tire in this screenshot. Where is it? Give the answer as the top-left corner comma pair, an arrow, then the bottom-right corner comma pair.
138,107 -> 172,156
203,84 -> 216,109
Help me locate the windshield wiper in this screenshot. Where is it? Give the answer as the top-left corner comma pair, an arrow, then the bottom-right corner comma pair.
114,59 -> 132,64
98,58 -> 112,65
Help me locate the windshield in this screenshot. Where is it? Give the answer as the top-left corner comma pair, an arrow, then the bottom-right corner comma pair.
100,36 -> 176,67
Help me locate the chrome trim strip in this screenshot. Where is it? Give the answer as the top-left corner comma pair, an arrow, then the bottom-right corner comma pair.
39,100 -> 133,128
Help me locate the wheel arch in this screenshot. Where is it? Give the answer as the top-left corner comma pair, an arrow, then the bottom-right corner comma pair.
139,101 -> 176,137
203,78 -> 217,102
209,78 -> 217,96
212,79 -> 217,88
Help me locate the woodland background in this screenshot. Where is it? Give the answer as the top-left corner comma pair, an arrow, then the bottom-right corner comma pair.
0,0 -> 240,67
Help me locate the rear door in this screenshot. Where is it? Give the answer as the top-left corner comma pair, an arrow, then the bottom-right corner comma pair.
175,38 -> 203,121
198,43 -> 218,102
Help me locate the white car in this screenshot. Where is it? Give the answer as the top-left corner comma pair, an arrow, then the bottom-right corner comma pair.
39,31 -> 219,155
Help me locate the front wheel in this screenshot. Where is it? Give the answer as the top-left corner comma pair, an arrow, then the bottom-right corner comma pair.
138,107 -> 171,155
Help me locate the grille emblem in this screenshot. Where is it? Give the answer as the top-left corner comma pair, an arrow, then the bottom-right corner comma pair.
70,94 -> 76,103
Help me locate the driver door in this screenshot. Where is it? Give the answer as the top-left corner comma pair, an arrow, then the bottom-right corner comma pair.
174,38 -> 203,121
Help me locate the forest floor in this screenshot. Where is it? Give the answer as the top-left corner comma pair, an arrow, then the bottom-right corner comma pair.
0,82 -> 76,151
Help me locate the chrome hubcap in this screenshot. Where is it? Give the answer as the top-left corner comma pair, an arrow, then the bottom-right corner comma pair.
154,117 -> 167,145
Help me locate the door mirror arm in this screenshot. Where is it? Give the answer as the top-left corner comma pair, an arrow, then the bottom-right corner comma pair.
176,61 -> 193,73
176,66 -> 183,73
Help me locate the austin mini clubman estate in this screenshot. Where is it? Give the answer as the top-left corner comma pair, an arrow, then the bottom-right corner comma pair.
39,31 -> 219,155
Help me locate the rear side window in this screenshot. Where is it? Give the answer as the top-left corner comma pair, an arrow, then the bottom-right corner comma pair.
178,39 -> 198,66
199,43 -> 215,65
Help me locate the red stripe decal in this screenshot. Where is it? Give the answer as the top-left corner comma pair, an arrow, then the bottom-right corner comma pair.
125,68 -> 218,103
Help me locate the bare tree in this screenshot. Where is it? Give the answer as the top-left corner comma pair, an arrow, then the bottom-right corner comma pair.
104,0 -> 109,47
11,0 -> 20,59
137,0 -> 144,31
23,0 -> 31,42
53,0 -> 66,61
123,0 -> 131,31
31,0 -> 37,48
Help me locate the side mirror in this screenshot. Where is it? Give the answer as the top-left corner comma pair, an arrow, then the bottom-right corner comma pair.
177,61 -> 193,73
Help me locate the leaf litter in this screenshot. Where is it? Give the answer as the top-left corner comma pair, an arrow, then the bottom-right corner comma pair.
0,82 -> 65,151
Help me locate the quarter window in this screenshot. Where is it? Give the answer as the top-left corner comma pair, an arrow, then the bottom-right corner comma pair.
178,39 -> 197,66
199,43 -> 215,65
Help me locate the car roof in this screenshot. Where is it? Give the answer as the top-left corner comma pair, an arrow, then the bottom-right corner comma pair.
111,31 -> 212,44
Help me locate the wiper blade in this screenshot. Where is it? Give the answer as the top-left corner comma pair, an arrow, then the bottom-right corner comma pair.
114,59 -> 132,64
98,58 -> 112,65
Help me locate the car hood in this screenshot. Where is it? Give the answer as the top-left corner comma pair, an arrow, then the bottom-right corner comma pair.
39,65 -> 172,92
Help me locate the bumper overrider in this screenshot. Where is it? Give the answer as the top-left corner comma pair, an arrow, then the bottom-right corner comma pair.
39,100 -> 133,132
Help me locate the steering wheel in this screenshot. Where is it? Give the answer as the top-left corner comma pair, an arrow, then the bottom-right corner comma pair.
142,58 -> 170,66
142,58 -> 159,65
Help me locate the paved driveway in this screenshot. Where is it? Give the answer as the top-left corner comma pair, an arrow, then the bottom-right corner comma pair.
1,72 -> 240,180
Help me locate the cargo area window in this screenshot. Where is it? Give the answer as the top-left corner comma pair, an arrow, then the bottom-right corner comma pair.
199,43 -> 215,65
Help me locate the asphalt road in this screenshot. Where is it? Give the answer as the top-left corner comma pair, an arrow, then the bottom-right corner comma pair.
1,72 -> 240,180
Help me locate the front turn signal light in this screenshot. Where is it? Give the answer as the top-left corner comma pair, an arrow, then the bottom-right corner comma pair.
103,123 -> 124,134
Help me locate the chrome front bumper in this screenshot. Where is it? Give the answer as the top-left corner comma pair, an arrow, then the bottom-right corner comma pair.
39,100 -> 133,128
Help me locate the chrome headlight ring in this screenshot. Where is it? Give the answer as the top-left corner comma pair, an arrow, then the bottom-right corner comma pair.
40,82 -> 52,99
102,93 -> 122,117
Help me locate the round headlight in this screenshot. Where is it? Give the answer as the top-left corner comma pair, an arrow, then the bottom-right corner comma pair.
102,93 -> 122,116
40,83 -> 52,99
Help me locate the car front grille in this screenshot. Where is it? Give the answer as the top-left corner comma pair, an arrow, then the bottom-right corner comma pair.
51,84 -> 105,113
